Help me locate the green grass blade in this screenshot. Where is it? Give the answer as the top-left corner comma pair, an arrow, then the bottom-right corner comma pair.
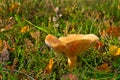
25,20 -> 48,33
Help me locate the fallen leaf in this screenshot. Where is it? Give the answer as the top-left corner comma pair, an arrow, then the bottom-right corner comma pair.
109,45 -> 118,50
6,17 -> 13,22
24,38 -> 34,49
61,74 -> 78,80
30,31 -> 40,40
12,58 -> 19,69
100,26 -> 120,38
0,41 -> 10,63
97,63 -> 111,72
4,58 -> 19,74
109,45 -> 118,55
0,7 -> 2,12
104,20 -> 112,27
24,38 -> 36,53
5,65 -> 15,74
100,29 -> 107,38
0,28 -> 5,32
118,36 -> 120,40
106,26 -> 120,37
3,40 -> 11,50
95,41 -> 106,52
9,3 -> 19,12
113,48 -> 120,56
0,39 -> 3,51
1,49 -> 10,62
0,57 -> 2,64
0,74 -> 2,80
5,22 -> 15,31
2,40 -> 15,51
20,25 -> 29,33
44,58 -> 54,74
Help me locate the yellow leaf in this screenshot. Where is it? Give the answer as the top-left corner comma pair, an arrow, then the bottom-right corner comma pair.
108,45 -> 120,56
20,26 -> 29,33
44,58 -> 54,74
109,45 -> 118,54
113,48 -> 120,56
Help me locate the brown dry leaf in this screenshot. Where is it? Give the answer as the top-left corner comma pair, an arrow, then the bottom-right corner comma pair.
20,25 -> 29,33
0,7 -> 2,12
9,3 -> 19,12
4,22 -> 15,31
3,40 -> 12,50
24,38 -> 34,49
101,26 -> 120,38
30,31 -> 40,40
0,74 -> 2,80
1,49 -> 10,62
0,39 -> 3,51
5,65 -> 15,74
12,58 -> 19,69
100,29 -> 107,38
3,40 -> 15,51
6,17 -> 13,22
61,74 -> 78,80
106,26 -> 120,37
0,41 -> 10,63
0,49 -> 10,65
0,57 -> 2,64
104,20 -> 112,27
44,58 -> 54,74
4,59 -> 18,74
24,38 -> 36,53
97,63 -> 111,72
94,41 -> 105,52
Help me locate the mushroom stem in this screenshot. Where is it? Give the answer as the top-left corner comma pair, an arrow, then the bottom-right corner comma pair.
68,56 -> 77,70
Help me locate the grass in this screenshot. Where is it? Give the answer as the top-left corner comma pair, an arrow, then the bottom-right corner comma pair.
0,0 -> 120,80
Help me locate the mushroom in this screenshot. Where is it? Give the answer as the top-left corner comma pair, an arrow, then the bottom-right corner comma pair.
45,34 -> 99,69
